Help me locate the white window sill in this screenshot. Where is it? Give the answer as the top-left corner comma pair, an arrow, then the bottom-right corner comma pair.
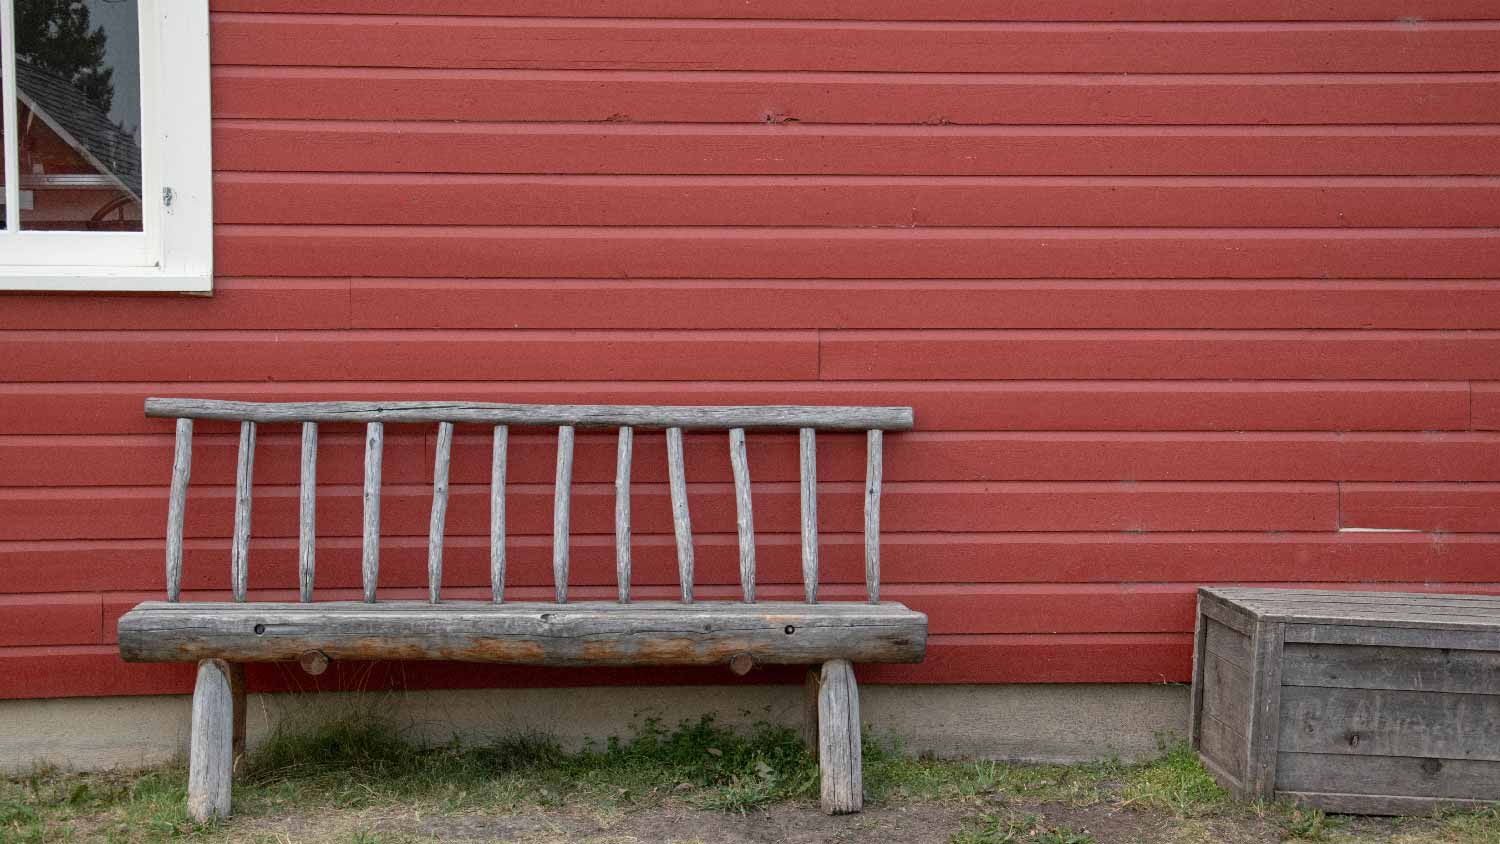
0,266 -> 212,293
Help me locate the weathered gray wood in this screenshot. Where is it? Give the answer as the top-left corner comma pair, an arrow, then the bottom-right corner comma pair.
146,398 -> 915,432
1244,620 -> 1286,800
1281,641 -> 1500,695
729,652 -> 754,675
228,662 -> 246,766
427,422 -> 454,604
1278,686 -> 1500,762
1201,587 -> 1500,630
863,429 -> 882,604
1203,616 -> 1252,669
1282,791 -> 1500,816
1188,601 -> 1207,750
818,658 -> 862,814
230,422 -> 256,603
164,418 -> 192,603
297,422 -> 317,603
727,427 -> 756,603
1277,751 -> 1500,802
1201,651 -> 1251,731
490,425 -> 508,604
361,422 -> 383,603
1287,623 -> 1500,652
666,426 -> 694,604
117,601 -> 929,666
1211,586 -> 1500,609
187,658 -> 234,822
553,425 -> 575,604
615,426 -> 633,604
298,649 -> 330,675
1197,711 -> 1248,784
1197,590 -> 1256,636
802,668 -> 821,754
799,428 -> 819,604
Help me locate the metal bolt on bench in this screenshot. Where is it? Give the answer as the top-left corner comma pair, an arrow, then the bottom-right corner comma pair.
118,398 -> 927,820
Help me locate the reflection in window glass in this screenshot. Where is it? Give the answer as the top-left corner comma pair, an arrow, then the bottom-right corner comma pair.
16,0 -> 141,232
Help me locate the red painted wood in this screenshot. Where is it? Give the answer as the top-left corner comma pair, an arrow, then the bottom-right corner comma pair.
204,1 -> 1500,22
3,3 -> 1498,699
0,481 -> 1339,542
820,330 -> 1500,380
213,123 -> 1500,177
12,533 -> 1500,595
0,382 -> 1469,435
209,16 -> 1500,73
340,280 -> 1500,331
214,175 -> 1500,228
0,595 -> 102,647
0,331 -> 818,383
1341,484 -> 1500,532
211,69 -> 1500,126
213,227 -> 1500,280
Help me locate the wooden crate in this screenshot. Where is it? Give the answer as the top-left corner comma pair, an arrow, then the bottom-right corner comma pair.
1190,587 -> 1500,815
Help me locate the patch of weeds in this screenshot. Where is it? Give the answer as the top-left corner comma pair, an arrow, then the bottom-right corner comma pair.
1117,739 -> 1229,818
952,811 -> 1095,844
1427,805 -> 1500,844
1275,804 -> 1334,841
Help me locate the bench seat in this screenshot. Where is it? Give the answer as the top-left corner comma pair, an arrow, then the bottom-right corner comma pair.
119,600 -> 927,667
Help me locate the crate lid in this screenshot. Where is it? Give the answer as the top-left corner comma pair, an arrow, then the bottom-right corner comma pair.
1201,587 -> 1500,632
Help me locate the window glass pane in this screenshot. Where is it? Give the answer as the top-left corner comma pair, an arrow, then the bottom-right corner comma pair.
16,0 -> 140,232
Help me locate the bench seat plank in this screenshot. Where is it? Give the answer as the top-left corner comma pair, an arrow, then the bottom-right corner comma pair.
118,601 -> 928,667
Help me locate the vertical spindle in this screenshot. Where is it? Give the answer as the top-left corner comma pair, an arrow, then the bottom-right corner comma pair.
864,429 -> 883,604
799,427 -> 818,604
230,421 -> 255,603
615,426 -> 634,603
553,425 -> 575,604
728,428 -> 756,603
490,425 -> 508,603
427,421 -> 453,604
362,422 -> 383,603
666,427 -> 694,603
298,422 -> 317,603
165,418 -> 192,602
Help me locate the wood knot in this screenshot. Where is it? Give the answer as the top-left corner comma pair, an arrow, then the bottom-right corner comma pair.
298,649 -> 330,676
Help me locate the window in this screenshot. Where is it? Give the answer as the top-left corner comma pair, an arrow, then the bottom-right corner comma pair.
0,0 -> 210,292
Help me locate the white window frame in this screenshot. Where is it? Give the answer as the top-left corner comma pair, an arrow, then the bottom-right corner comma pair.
0,0 -> 211,292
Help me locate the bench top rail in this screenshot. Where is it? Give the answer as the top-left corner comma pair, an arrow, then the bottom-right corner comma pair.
153,398 -> 909,610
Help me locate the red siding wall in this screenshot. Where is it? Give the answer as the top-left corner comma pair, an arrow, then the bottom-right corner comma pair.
2,1 -> 1499,699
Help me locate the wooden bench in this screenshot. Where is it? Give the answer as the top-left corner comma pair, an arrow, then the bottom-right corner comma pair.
117,398 -> 926,820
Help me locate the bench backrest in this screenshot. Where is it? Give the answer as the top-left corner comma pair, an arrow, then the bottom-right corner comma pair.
146,399 -> 915,606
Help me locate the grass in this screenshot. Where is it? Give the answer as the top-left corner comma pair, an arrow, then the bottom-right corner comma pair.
4,718 -> 1500,843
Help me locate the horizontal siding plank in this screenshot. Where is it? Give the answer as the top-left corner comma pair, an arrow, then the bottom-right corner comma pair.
0,481 -> 1340,542
209,17 -> 1500,73
213,227 -> 1500,280
10,432 -> 1500,488
1475,384 -> 1500,430
5,280 -> 1499,331
10,534 -> 1500,594
0,331 -> 818,383
1342,484 -> 1500,532
0,595 -> 103,647
211,70 -> 1500,126
203,2 -> 1500,22
213,123 -> 1500,176
346,280 -> 1500,331
215,175 -> 1500,228
0,632 -> 1194,698
12,329 -> 1500,383
820,330 -> 1500,380
0,382 -> 1469,434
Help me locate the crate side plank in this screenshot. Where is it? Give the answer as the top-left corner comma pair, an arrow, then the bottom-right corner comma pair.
1198,711 -> 1249,785
1202,650 -> 1251,729
1245,621 -> 1286,800
1204,616 -> 1252,670
1282,641 -> 1500,695
1278,751 -> 1500,801
1288,624 -> 1500,652
1282,791 -> 1500,816
1278,686 -> 1500,762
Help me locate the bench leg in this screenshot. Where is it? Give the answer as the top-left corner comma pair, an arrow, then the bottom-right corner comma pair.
818,658 -> 863,814
187,658 -> 235,822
